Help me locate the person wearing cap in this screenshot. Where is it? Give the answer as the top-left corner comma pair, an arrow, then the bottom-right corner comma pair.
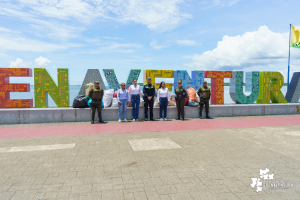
88,81 -> 104,124
197,80 -> 212,119
175,80 -> 187,120
143,77 -> 156,121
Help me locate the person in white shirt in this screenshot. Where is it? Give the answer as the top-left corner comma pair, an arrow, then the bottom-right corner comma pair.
157,81 -> 170,121
117,83 -> 129,122
128,79 -> 141,122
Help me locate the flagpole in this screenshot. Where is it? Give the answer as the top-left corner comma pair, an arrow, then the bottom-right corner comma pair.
287,24 -> 291,89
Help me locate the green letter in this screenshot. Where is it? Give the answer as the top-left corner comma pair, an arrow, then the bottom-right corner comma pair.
257,72 -> 287,104
34,68 -> 69,107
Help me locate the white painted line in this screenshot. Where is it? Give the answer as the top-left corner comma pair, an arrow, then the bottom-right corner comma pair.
128,138 -> 182,151
0,143 -> 76,153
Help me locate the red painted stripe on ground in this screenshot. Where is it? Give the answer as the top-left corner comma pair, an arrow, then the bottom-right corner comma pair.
0,116 -> 300,139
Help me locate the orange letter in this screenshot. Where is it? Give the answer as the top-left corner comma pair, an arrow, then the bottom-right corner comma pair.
0,68 -> 33,108
205,71 -> 232,104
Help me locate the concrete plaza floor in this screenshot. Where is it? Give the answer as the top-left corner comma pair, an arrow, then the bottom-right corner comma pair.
0,116 -> 299,200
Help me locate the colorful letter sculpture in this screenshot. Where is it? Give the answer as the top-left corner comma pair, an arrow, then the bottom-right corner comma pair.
125,70 -> 141,88
205,71 -> 232,104
143,70 -> 174,91
78,69 -> 105,96
2,67 -> 300,109
256,72 -> 287,104
0,68 -> 33,108
103,69 -> 141,90
34,68 -> 69,107
103,69 -> 120,91
230,71 -> 260,104
174,70 -> 204,90
285,72 -> 300,103
192,71 -> 205,90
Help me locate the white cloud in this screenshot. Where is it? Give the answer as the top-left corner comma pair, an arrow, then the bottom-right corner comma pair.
111,0 -> 192,32
203,0 -> 240,8
0,26 -> 138,54
0,52 -> 8,57
0,27 -> 11,32
0,0 -> 191,37
9,58 -> 31,68
30,19 -> 83,40
150,39 -> 169,49
184,26 -> 295,72
102,36 -> 122,40
0,33 -> 82,52
35,56 -> 51,67
104,43 -> 142,52
176,40 -> 197,46
82,42 -> 142,54
15,0 -> 106,23
0,3 -> 85,40
0,26 -> 20,34
52,66 -> 57,69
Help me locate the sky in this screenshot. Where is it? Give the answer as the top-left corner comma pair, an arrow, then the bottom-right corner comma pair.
0,0 -> 299,85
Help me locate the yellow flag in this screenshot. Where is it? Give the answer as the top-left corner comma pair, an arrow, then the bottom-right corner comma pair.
291,24 -> 300,48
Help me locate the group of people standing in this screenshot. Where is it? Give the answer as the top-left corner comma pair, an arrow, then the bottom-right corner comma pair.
88,77 -> 212,124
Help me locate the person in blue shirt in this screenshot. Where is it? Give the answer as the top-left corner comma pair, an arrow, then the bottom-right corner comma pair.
117,83 -> 129,122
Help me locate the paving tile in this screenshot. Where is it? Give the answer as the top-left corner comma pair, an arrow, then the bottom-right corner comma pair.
0,191 -> 15,200
79,192 -> 101,200
71,185 -> 92,194
168,192 -> 194,200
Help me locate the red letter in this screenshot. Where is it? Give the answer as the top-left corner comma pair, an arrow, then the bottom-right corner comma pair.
0,68 -> 33,108
205,71 -> 232,104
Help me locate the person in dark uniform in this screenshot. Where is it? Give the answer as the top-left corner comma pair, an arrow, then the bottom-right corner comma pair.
175,80 -> 187,120
88,81 -> 104,124
197,80 -> 212,119
143,77 -> 156,121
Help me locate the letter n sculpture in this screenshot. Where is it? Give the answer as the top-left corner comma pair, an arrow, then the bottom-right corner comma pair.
34,68 -> 69,107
